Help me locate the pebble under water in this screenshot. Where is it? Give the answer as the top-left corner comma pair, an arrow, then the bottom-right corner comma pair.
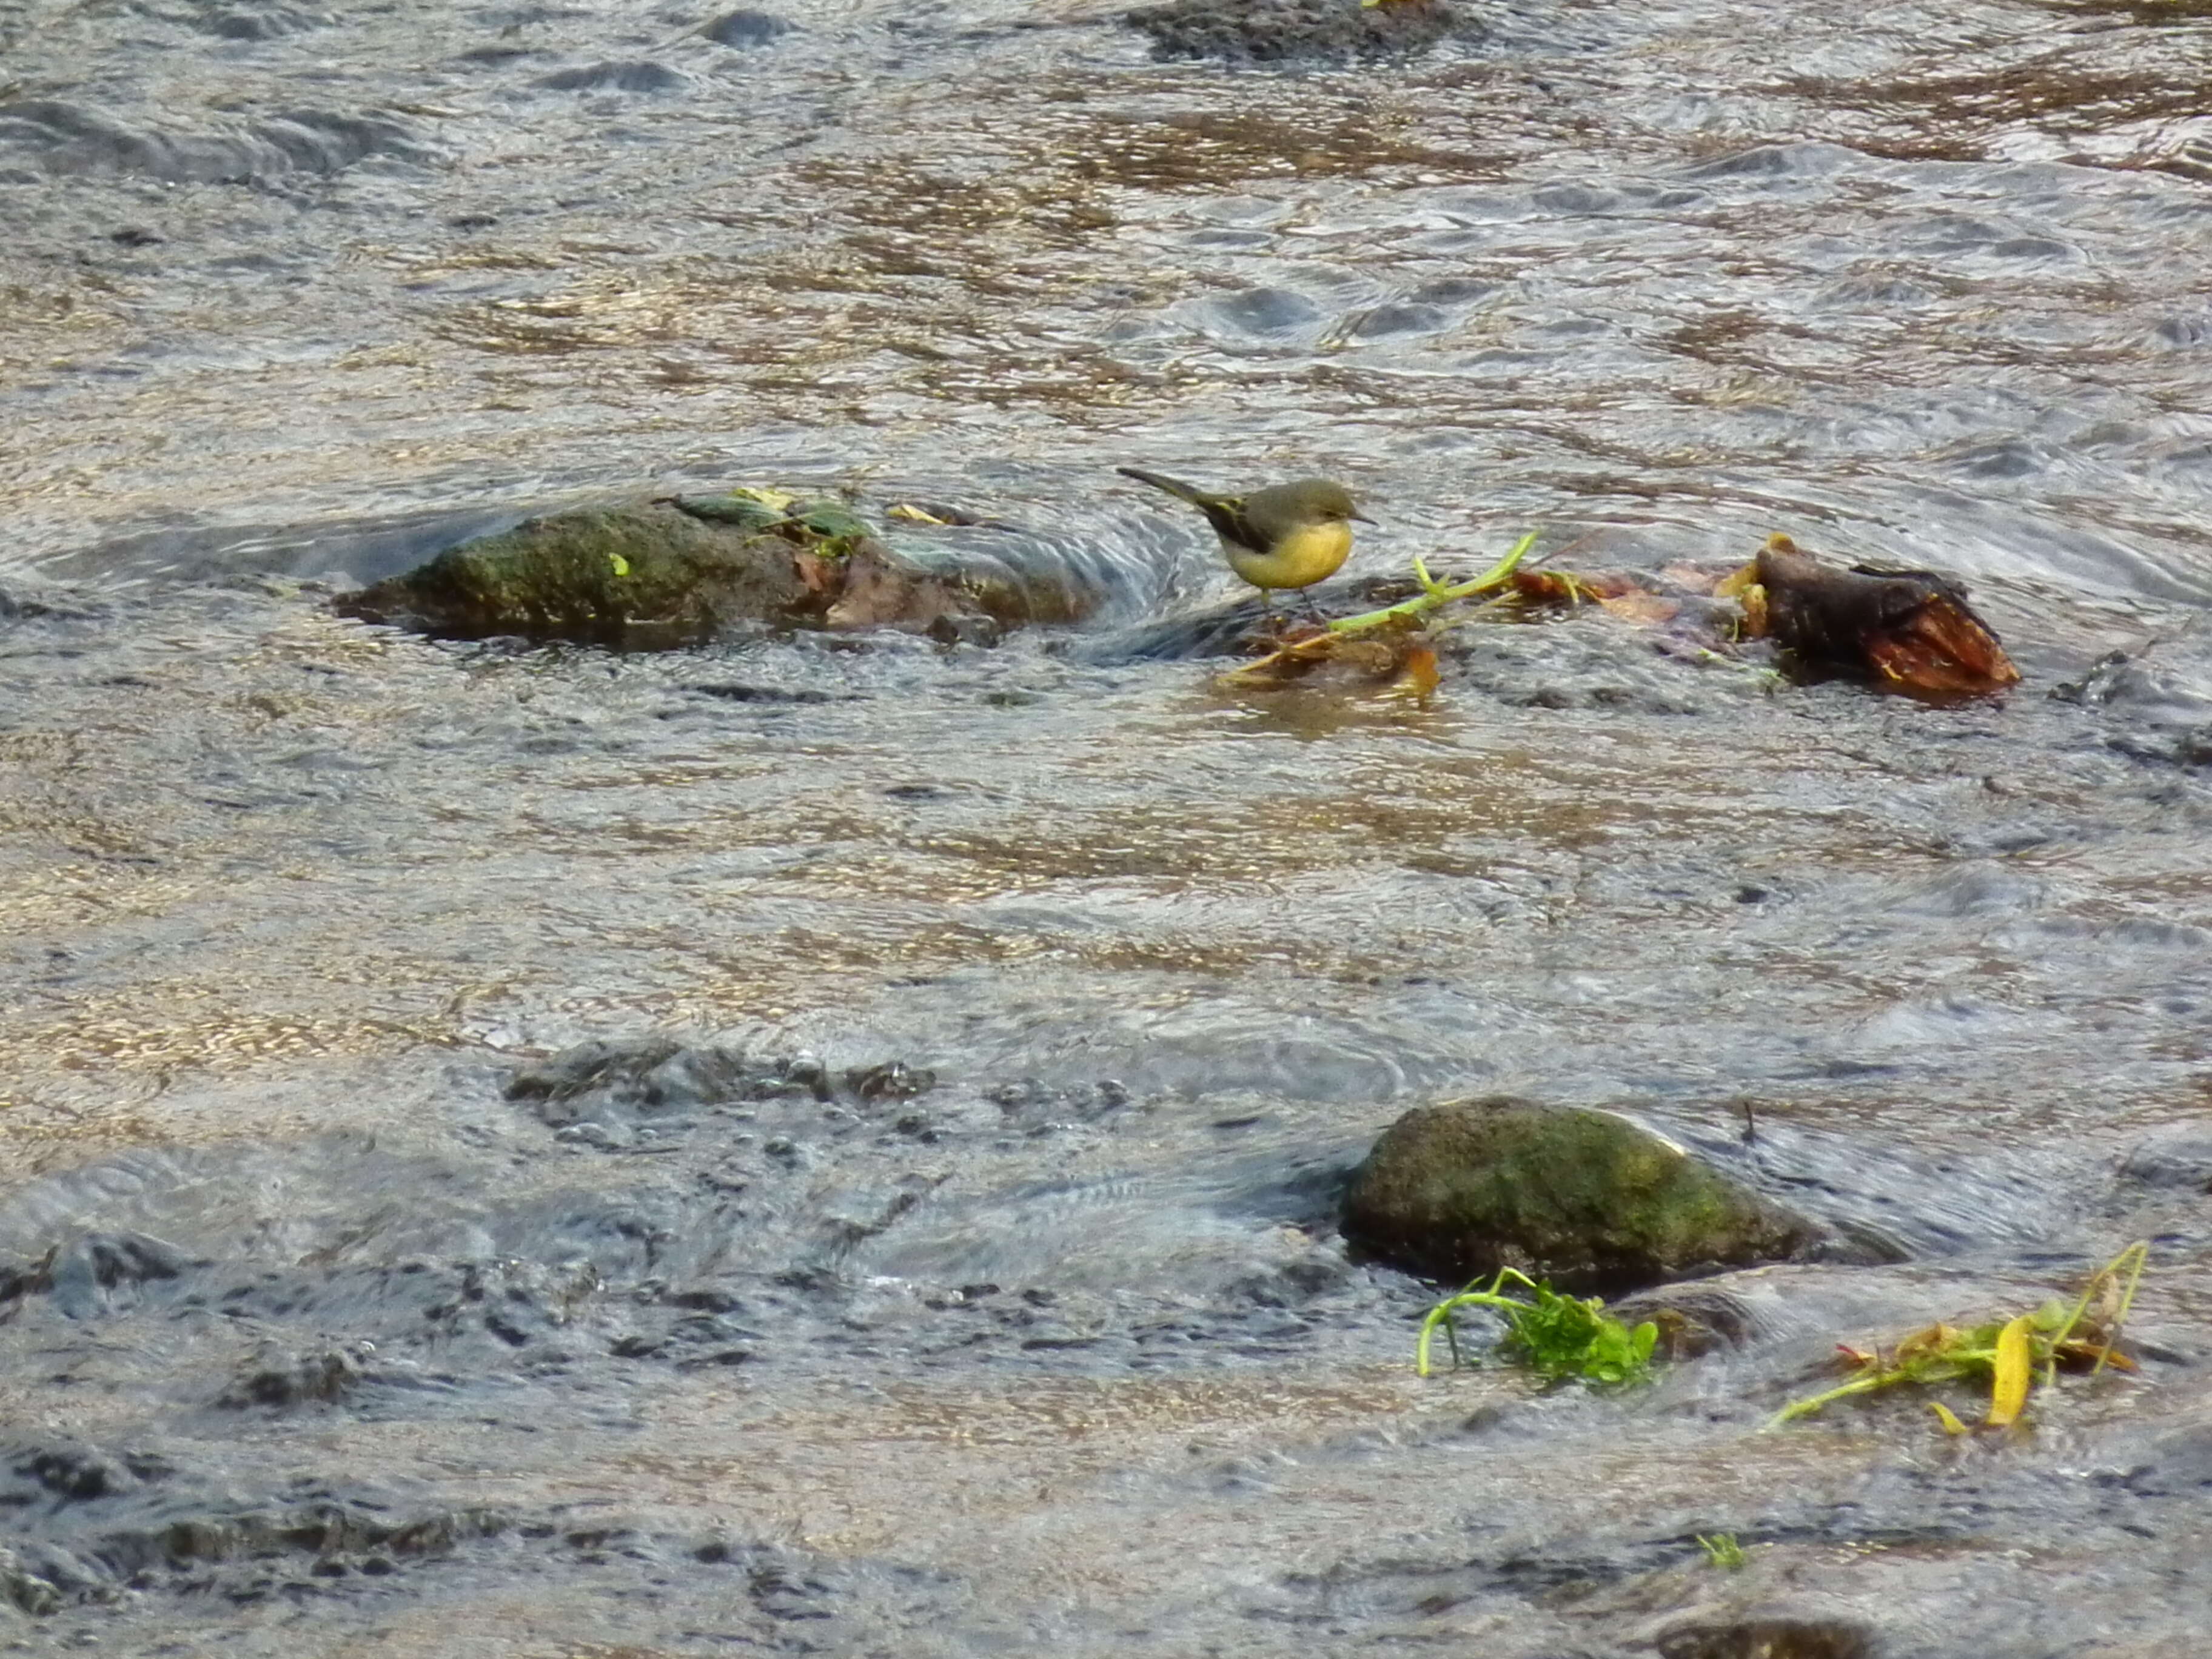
4,0 -> 2212,1654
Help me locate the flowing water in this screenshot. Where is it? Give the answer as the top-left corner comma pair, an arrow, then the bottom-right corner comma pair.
4,0 -> 2212,1653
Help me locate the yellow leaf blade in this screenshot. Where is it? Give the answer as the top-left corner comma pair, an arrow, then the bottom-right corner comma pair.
1714,561 -> 1761,598
1986,1313 -> 2036,1427
1928,1400 -> 1969,1436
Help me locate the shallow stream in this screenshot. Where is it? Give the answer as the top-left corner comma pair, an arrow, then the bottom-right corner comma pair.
4,0 -> 2212,1652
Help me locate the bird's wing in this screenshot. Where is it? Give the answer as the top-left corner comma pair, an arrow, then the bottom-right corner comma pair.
1120,468 -> 1267,553
1198,495 -> 1269,554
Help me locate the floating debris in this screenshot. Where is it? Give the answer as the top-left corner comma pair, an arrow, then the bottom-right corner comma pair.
1768,1242 -> 2146,1433
1743,532 -> 2020,697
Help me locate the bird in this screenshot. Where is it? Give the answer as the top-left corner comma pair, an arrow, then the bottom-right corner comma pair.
1118,467 -> 1372,618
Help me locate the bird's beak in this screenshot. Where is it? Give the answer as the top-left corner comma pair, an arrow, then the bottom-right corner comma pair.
1352,511 -> 1376,525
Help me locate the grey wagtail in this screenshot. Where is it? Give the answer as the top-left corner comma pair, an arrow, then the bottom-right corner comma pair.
1118,467 -> 1373,615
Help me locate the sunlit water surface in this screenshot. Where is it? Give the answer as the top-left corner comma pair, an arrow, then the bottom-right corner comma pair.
3,0 -> 2211,1652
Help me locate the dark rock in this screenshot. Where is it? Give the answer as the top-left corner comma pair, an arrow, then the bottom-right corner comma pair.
1341,1098 -> 1820,1295
217,1346 -> 366,1409
0,1244 -> 57,1308
182,3 -> 330,41
2114,1125 -> 2212,1193
2110,1418 -> 2212,1497
703,8 -> 794,47
0,99 -> 431,185
2052,646 -> 2212,766
686,680 -> 843,705
845,1060 -> 934,1102
0,1547 -> 62,1615
1655,1617 -> 1879,1659
536,60 -> 687,95
1124,0 -> 1478,64
505,1038 -> 938,1148
1609,1278 -> 1760,1359
2051,649 -> 2197,714
509,1039 -> 806,1131
18,1441 -> 146,1501
46,1232 -> 201,1319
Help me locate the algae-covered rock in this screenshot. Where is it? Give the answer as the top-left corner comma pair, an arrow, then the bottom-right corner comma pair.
1341,1097 -> 1818,1295
335,495 -> 996,648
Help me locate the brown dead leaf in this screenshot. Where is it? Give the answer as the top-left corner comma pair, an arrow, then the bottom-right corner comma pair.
1510,569 -> 1642,605
1865,597 -> 2022,695
1218,618 -> 1436,692
2053,1341 -> 2136,1372
1895,1324 -> 1959,1364
791,548 -> 839,595
1398,644 -> 1440,703
1660,562 -> 1723,594
1598,592 -> 1681,626
821,544 -> 970,633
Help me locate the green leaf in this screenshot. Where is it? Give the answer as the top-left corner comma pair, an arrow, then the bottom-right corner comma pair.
794,500 -> 874,543
1418,1268 -> 1659,1388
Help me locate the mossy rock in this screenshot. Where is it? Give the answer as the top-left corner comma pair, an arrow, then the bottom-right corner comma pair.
1341,1097 -> 1819,1295
335,497 -> 995,648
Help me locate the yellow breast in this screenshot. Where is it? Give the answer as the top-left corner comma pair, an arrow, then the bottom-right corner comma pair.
1222,521 -> 1353,592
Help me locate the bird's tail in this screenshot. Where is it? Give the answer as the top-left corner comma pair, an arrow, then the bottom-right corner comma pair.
1116,466 -> 1217,508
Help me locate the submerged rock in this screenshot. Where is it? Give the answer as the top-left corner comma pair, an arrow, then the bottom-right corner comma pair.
1124,0 -> 1480,64
1341,1098 -> 1819,1295
2050,644 -> 2212,767
1655,1615 -> 1878,1659
2116,1126 -> 2212,1192
1607,1276 -> 1761,1360
218,1344 -> 367,1410
334,495 -> 1030,648
701,8 -> 795,49
506,1037 -> 937,1151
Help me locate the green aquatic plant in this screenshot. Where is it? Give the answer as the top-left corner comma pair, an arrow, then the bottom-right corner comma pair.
1415,1265 -> 1660,1386
1695,1533 -> 1746,1570
1768,1241 -> 2147,1433
1326,531 -> 1538,637
1217,532 -> 1535,694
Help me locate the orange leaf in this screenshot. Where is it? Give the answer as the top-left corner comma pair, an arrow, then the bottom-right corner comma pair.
1864,598 -> 2021,696
1398,644 -> 1440,703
